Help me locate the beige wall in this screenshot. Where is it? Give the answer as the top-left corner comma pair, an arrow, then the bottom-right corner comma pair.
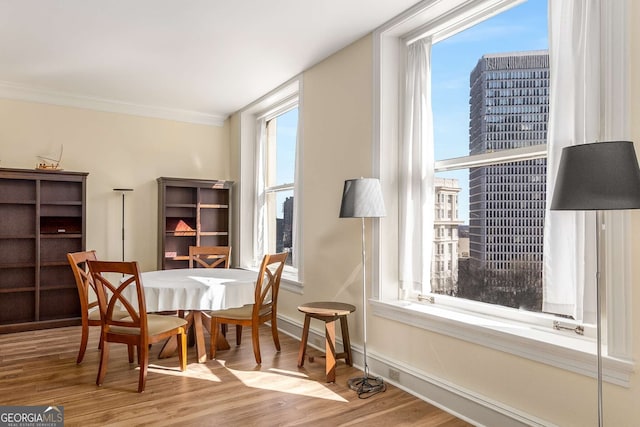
265,10 -> 640,426
0,99 -> 230,271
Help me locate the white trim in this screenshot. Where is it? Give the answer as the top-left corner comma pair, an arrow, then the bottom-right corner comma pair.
370,299 -> 634,387
258,94 -> 299,121
294,76 -> 305,283
0,80 -> 225,126
403,0 -> 525,46
435,144 -> 547,172
280,276 -> 304,294
276,312 -> 552,427
265,183 -> 294,193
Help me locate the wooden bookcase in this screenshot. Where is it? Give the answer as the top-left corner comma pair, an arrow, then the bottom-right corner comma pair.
157,177 -> 232,270
0,168 -> 87,333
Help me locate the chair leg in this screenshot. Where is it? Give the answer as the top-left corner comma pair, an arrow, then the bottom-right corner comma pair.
76,322 -> 89,364
251,325 -> 261,364
178,329 -> 187,371
128,344 -> 135,363
209,319 -> 219,359
96,340 -> 110,387
297,315 -> 311,368
271,316 -> 281,351
340,315 -> 353,366
138,340 -> 149,393
236,325 -> 242,345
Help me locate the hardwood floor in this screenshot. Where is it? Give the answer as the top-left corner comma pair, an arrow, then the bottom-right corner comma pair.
0,325 -> 473,426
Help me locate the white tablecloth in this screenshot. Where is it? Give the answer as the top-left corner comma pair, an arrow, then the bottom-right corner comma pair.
124,268 -> 258,312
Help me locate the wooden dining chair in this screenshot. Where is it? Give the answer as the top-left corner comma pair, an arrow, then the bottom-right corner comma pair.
205,252 -> 288,364
188,245 -> 231,269
87,260 -> 188,393
67,250 -> 129,363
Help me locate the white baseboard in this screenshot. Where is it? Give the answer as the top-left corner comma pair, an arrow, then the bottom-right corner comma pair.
276,313 -> 555,427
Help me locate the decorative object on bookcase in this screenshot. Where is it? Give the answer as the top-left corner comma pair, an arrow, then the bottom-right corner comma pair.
36,145 -> 64,170
157,177 -> 233,270
551,141 -> 640,427
0,167 -> 87,333
339,177 -> 387,398
113,188 -> 133,261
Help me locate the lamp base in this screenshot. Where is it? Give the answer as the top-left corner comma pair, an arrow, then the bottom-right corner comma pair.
347,375 -> 386,399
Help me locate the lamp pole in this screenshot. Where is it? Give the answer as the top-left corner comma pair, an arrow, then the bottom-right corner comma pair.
113,188 -> 133,261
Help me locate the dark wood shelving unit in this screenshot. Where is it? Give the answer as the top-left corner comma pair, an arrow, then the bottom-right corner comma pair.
157,177 -> 232,270
0,168 -> 87,333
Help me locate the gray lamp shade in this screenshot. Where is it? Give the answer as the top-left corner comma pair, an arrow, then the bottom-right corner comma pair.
339,178 -> 386,218
551,141 -> 640,211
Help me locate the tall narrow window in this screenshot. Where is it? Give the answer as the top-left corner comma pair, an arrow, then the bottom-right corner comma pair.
428,1 -> 548,312
240,78 -> 301,288
262,107 -> 298,267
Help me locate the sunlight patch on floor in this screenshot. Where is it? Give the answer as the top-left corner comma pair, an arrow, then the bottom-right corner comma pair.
147,362 -> 222,382
146,359 -> 348,402
268,367 -> 309,378
225,366 -> 348,402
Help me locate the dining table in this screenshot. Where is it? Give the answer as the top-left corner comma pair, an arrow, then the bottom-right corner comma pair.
123,267 -> 258,363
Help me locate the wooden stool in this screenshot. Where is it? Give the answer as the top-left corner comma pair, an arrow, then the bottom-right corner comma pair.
297,301 -> 356,383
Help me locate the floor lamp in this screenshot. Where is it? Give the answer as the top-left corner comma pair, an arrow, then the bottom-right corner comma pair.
550,141 -> 640,426
339,178 -> 387,398
113,188 -> 133,261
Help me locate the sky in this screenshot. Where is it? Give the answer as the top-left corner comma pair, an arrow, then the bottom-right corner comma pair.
431,0 -> 548,223
274,107 -> 298,216
275,107 -> 298,186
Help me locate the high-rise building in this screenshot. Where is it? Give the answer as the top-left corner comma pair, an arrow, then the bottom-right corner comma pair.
432,178 -> 462,295
468,51 -> 549,276
282,196 -> 293,250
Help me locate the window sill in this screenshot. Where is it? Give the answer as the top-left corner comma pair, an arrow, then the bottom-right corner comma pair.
370,299 -> 633,387
281,274 -> 303,294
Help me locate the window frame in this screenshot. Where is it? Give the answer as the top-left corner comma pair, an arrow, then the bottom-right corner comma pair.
262,102 -> 298,272
372,0 -> 633,385
239,77 -> 303,292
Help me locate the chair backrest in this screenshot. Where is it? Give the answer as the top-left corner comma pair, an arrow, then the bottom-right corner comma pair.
189,246 -> 231,269
253,252 -> 288,317
67,250 -> 99,315
87,260 -> 147,336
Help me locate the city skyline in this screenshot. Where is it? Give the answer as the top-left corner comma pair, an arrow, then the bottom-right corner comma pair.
432,0 -> 547,223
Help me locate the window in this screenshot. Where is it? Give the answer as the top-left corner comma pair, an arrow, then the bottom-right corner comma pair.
404,1 -> 550,314
239,78 -> 303,290
373,0 -> 633,383
261,106 -> 298,267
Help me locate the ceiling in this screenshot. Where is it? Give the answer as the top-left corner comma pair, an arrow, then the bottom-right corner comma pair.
0,0 -> 420,125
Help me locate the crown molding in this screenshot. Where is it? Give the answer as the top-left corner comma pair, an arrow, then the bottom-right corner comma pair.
0,81 -> 226,127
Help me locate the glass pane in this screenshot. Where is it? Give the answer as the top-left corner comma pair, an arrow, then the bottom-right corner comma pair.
432,0 -> 548,161
266,189 -> 294,266
270,107 -> 298,186
433,158 -> 546,311
429,0 -> 548,312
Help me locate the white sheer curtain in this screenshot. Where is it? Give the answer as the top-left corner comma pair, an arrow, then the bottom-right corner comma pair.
399,38 -> 434,294
291,110 -> 302,269
254,117 -> 268,265
544,0 -> 628,322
